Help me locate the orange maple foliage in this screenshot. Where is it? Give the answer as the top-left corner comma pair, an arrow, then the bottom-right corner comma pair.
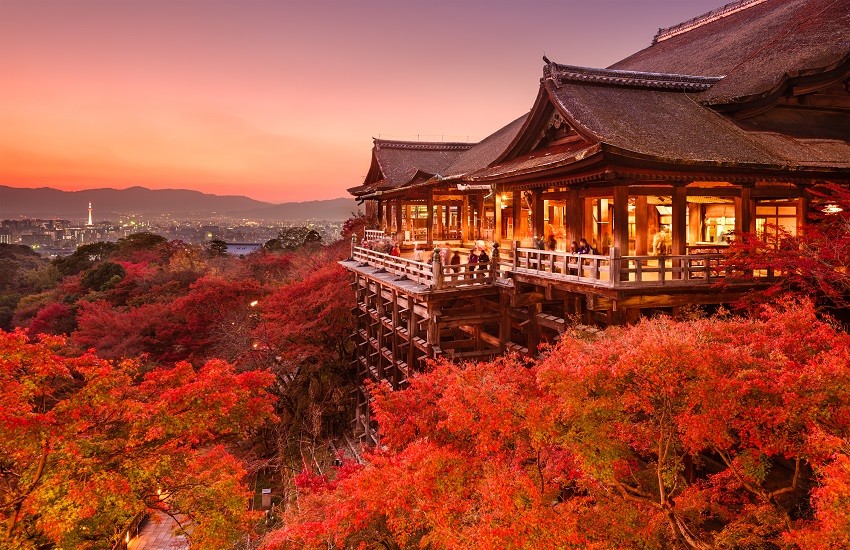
264,300 -> 850,549
0,330 -> 276,550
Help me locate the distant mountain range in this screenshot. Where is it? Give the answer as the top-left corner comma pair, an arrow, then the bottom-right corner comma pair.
0,185 -> 359,221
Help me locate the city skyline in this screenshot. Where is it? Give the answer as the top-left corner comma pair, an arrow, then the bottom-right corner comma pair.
2,0 -> 725,202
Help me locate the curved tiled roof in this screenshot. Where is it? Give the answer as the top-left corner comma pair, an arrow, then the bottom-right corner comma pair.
441,114 -> 529,178
349,139 -> 473,197
610,0 -> 850,105
541,73 -> 850,170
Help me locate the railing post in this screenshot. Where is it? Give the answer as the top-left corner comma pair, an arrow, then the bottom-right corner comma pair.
659,255 -> 666,283
349,235 -> 357,260
610,246 -> 621,286
432,246 -> 443,290
490,242 -> 500,281
513,240 -> 520,270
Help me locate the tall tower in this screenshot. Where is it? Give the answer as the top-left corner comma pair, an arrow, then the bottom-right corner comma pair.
86,202 -> 93,226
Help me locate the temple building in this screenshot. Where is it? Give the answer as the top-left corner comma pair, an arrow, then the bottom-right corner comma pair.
341,0 -> 850,444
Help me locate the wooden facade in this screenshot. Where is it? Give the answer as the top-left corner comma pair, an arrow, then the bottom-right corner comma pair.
344,0 -> 850,444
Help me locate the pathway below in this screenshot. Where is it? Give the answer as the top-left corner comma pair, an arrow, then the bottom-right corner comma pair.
127,511 -> 189,550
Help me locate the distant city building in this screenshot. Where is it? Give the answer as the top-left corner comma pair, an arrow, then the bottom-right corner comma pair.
225,242 -> 263,256
86,202 -> 94,226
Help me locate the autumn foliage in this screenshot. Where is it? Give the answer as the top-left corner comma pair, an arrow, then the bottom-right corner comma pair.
0,331 -> 276,549
265,301 -> 850,549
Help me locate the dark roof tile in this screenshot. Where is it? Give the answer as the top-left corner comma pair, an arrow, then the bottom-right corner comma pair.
610,0 -> 850,104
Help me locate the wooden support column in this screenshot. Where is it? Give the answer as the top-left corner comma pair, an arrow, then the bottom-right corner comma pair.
461,195 -> 469,244
426,302 -> 440,358
736,186 -> 755,235
567,188 -> 582,244
635,195 -> 648,255
377,200 -> 384,230
513,191 -> 522,240
583,197 -> 595,246
426,195 -> 434,246
797,189 -> 809,235
613,185 -> 630,254
498,292 -> 510,351
407,296 -> 416,372
436,204 -> 444,241
477,194 -> 485,239
375,285 -> 386,379
395,200 -> 403,240
672,185 -> 688,255
527,303 -> 541,356
495,193 -> 503,245
533,190 -> 545,239
405,204 -> 413,236
444,203 -> 451,238
391,290 -> 399,388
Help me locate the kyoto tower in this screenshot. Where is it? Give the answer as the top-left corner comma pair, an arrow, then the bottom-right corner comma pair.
86,202 -> 93,226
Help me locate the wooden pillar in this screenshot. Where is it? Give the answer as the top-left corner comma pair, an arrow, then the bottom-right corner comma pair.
426,302 -> 440,358
436,204 -> 444,241
688,201 -> 701,248
426,195 -> 434,246
477,194 -> 485,239
567,188 -> 582,244
444,203 -> 451,239
635,195 -> 648,255
498,292 -> 510,351
672,185 -> 688,255
391,290 -> 399,387
533,190 -> 545,239
735,186 -> 755,235
797,189 -> 809,235
527,303 -> 541,357
461,195 -> 469,244
495,193 -> 503,245
513,191 -> 522,240
583,197 -> 595,246
405,204 -> 413,236
612,185 -> 630,254
406,296 -> 416,372
377,200 -> 384,230
395,200 -> 403,240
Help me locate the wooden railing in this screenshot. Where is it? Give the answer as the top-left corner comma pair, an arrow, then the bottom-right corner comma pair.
351,246 -> 497,289
513,247 -> 613,287
351,239 -> 770,291
512,246 -> 763,288
364,229 -> 386,241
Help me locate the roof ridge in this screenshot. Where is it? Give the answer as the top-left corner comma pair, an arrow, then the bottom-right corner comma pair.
544,62 -> 723,92
374,139 -> 474,151
653,0 -> 769,43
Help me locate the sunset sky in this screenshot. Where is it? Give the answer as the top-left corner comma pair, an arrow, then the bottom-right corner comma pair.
1,0 -> 725,203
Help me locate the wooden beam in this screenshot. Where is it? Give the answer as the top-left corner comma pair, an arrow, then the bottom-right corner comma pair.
511,291 -> 546,308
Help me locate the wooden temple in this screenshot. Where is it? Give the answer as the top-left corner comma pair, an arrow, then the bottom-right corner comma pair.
342,0 -> 850,444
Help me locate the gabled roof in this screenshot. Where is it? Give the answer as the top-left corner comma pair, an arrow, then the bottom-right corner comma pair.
441,114 -> 529,178
459,59 -> 850,184
610,0 -> 850,105
347,139 -> 473,197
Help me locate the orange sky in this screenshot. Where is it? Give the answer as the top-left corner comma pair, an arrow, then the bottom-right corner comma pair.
0,1 -> 724,203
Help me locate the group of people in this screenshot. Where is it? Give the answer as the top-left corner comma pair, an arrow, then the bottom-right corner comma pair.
569,238 -> 594,255
411,241 -> 491,274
